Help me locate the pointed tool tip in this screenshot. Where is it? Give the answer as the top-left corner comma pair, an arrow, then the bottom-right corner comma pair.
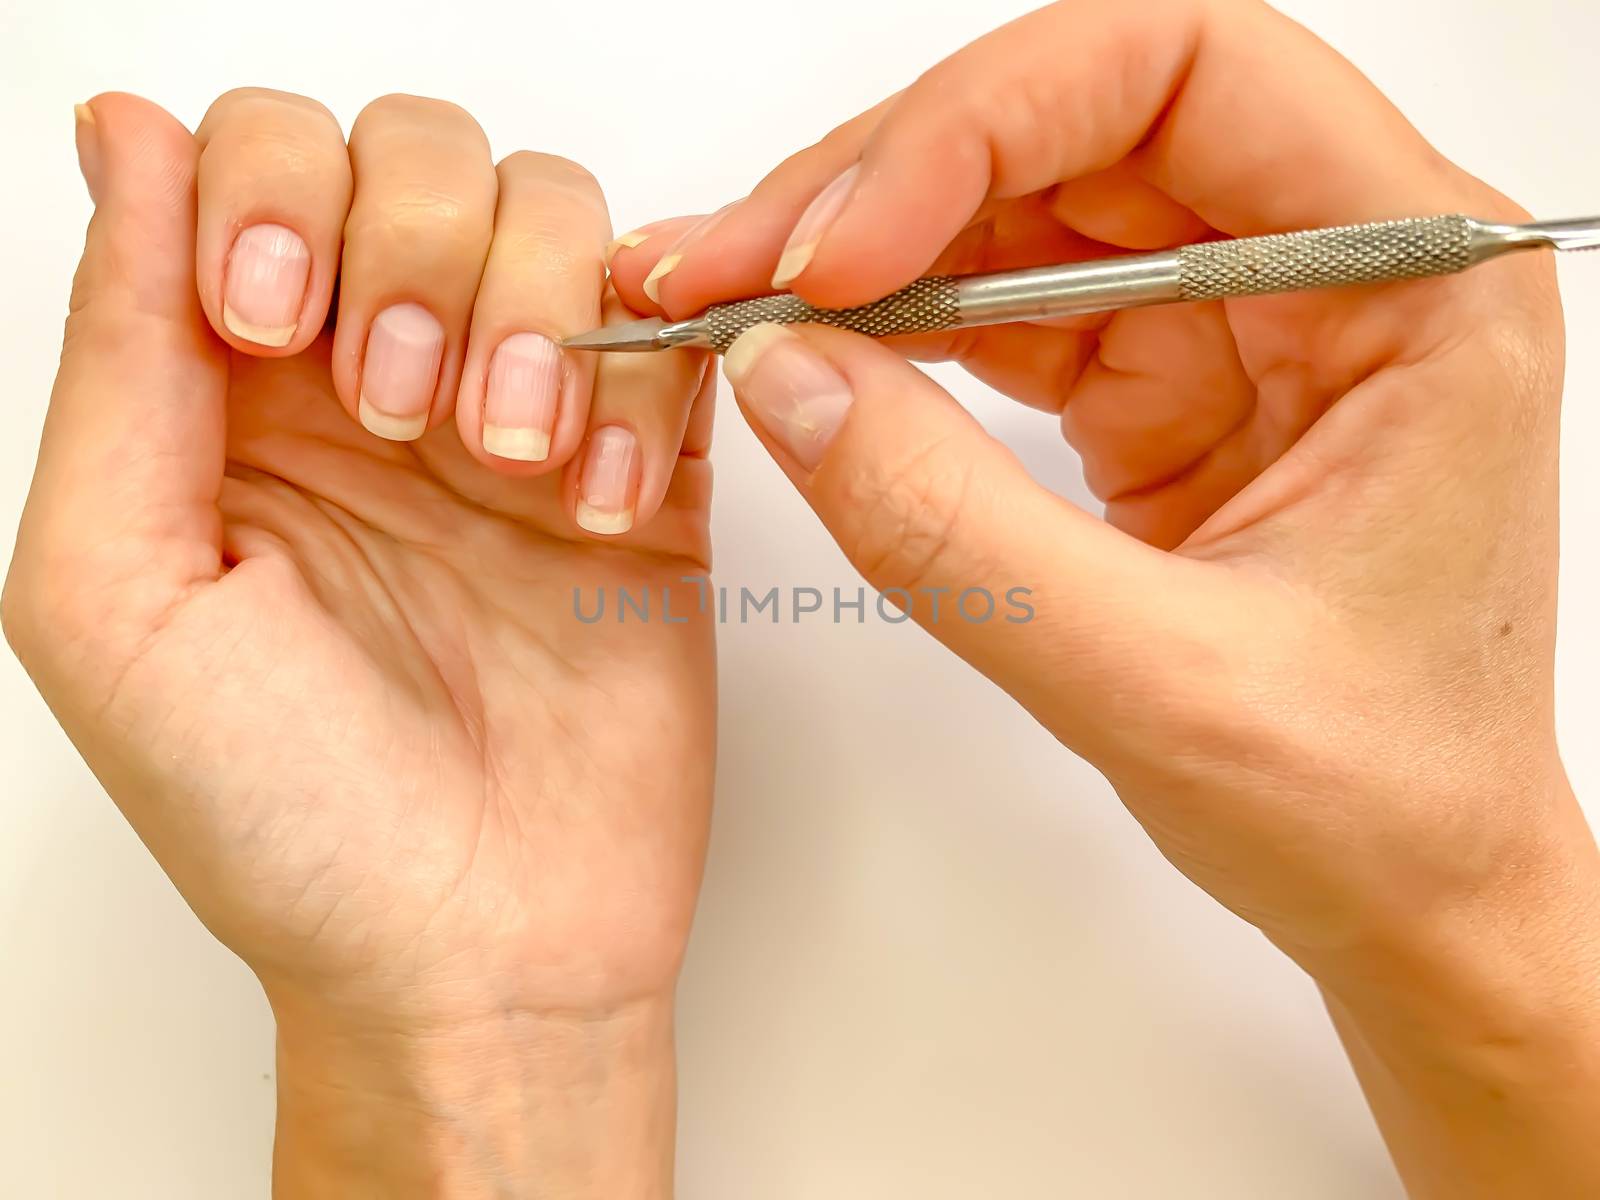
562,317 -> 669,352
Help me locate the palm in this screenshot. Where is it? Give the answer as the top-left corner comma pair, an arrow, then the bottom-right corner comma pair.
930,192 -> 1494,553
1068,292 -> 1372,551
116,336 -> 716,1013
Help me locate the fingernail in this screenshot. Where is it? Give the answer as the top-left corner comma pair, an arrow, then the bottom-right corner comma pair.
724,323 -> 854,472
483,333 -> 562,462
641,254 -> 681,305
222,224 -> 311,348
604,230 -> 651,266
772,164 -> 860,289
576,426 -> 639,536
74,103 -> 103,204
359,304 -> 445,442
642,202 -> 741,304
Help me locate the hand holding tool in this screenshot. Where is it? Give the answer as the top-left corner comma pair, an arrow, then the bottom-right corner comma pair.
565,215 -> 1600,354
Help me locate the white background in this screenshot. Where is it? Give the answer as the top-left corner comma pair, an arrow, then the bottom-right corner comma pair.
2,1 -> 1597,1195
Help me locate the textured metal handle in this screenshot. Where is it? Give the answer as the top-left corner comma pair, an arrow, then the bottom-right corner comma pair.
701,277 -> 961,353
1178,215 -> 1475,301
695,215 -> 1477,351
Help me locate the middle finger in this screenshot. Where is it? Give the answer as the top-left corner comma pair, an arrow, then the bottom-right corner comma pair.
333,94 -> 498,442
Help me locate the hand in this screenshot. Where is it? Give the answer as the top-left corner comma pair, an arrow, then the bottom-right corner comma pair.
4,91 -> 715,1196
608,1 -> 1600,1193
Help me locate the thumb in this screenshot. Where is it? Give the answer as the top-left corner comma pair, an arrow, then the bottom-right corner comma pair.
723,323 -> 1216,762
8,95 -> 225,668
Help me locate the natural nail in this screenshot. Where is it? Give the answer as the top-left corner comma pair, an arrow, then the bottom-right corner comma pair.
576,426 -> 640,535
605,230 -> 651,266
223,224 -> 311,348
772,163 -> 861,289
73,103 -> 102,204
641,254 -> 681,305
483,333 -> 563,462
642,202 -> 741,304
359,304 -> 445,442
724,323 -> 854,472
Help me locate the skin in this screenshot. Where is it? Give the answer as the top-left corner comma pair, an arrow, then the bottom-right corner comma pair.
4,92 -> 714,1196
7,3 -> 1599,1196
612,0 -> 1600,1195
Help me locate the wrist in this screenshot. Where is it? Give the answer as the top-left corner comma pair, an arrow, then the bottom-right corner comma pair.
1308,784 -> 1600,1196
1301,771 -> 1600,1088
269,990 -> 677,1199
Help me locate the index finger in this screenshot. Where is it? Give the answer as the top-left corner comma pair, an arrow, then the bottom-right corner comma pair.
632,0 -> 1494,315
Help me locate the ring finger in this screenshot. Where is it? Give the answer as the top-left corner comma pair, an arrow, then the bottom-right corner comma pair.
455,151 -> 610,473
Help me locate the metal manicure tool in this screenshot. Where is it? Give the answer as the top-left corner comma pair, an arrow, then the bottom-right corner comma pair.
563,214 -> 1600,354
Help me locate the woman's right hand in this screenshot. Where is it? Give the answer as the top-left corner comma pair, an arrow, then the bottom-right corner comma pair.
609,1 -> 1600,1193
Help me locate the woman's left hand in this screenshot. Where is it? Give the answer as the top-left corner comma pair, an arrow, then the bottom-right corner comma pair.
4,90 -> 712,1196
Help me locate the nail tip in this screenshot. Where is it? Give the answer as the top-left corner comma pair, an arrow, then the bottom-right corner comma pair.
605,230 -> 650,265
642,254 -> 682,305
483,425 -> 552,463
576,503 -> 634,537
771,243 -> 816,291
358,397 -> 428,443
73,102 -> 95,127
222,305 -> 296,348
773,163 -> 860,287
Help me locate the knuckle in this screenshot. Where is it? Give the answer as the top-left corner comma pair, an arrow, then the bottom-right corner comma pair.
201,86 -> 270,130
202,126 -> 340,187
202,89 -> 340,140
498,150 -> 601,195
356,93 -> 488,148
345,187 -> 494,264
843,433 -> 979,592
357,91 -> 433,123
492,226 -> 590,279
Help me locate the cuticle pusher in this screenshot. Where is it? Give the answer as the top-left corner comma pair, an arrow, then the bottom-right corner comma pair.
562,214 -> 1600,354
